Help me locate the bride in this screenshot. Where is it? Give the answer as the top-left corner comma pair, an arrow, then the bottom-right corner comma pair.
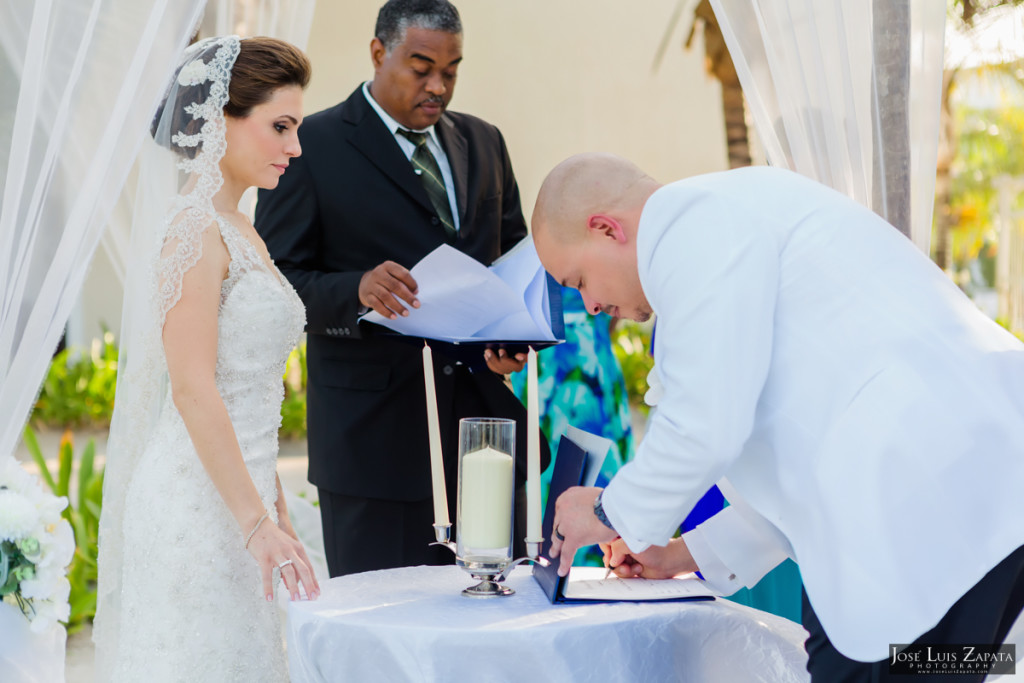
94,35 -> 319,681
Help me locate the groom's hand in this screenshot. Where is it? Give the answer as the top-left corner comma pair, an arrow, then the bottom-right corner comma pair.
550,486 -> 619,577
359,261 -> 420,319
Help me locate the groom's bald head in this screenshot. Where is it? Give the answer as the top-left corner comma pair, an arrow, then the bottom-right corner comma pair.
531,153 -> 660,322
532,152 -> 656,245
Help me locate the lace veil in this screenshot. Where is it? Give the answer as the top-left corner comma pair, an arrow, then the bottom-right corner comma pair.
94,35 -> 241,678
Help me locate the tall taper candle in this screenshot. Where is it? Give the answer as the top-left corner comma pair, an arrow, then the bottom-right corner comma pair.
423,342 -> 449,526
526,346 -> 542,541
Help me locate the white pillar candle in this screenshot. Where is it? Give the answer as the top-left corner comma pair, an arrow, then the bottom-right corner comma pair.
526,346 -> 542,541
422,342 -> 449,526
459,446 -> 515,550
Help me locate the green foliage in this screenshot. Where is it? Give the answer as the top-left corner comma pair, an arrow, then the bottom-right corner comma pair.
611,321 -> 655,414
22,428 -> 103,633
296,490 -> 320,508
0,541 -> 36,602
948,73 -> 1024,283
280,343 -> 308,439
32,330 -> 118,428
33,332 -> 311,440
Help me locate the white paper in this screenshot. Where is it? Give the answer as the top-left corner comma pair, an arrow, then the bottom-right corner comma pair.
360,239 -> 556,342
562,566 -> 719,601
488,238 -> 554,338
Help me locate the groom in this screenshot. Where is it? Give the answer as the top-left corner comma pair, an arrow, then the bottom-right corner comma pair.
255,0 -> 549,576
537,153 -> 1024,681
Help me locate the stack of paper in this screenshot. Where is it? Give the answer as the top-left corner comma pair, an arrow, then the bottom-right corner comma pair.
360,238 -> 558,343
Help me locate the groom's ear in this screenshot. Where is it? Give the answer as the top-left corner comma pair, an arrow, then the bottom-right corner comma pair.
586,214 -> 627,243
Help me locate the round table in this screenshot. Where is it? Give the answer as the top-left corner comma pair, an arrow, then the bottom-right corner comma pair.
287,565 -> 810,682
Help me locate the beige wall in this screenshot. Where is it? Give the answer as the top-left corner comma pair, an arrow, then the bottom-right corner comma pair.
302,0 -> 727,217
76,1 -> 727,346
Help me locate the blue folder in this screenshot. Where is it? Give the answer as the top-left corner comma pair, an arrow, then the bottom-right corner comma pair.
532,433 -> 716,605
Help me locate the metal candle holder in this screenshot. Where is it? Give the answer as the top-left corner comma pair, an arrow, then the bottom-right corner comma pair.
430,417 -> 548,597
432,524 -> 547,597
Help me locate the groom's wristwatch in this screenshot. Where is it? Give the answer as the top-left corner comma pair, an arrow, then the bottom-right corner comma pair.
593,490 -> 616,530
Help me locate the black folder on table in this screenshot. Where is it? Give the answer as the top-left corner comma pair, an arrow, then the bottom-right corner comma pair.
532,433 -> 716,605
532,434 -> 588,603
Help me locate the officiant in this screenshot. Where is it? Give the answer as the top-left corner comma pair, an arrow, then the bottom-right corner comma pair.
535,153 -> 1024,682
255,0 -> 549,577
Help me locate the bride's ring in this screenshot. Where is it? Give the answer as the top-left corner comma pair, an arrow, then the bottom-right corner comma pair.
554,527 -> 565,541
277,559 -> 294,569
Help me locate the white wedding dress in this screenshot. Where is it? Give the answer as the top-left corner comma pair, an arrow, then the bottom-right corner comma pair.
111,215 -> 305,682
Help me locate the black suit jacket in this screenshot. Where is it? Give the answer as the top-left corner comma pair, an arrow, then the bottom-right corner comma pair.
256,85 -> 549,501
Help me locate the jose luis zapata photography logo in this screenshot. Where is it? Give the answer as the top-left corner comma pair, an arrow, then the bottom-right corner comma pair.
889,644 -> 1016,676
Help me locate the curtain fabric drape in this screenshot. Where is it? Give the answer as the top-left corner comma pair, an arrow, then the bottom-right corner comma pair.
0,0 -> 207,467
200,0 -> 317,47
709,0 -> 945,254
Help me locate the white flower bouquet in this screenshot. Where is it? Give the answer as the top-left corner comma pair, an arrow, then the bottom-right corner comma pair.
0,457 -> 75,633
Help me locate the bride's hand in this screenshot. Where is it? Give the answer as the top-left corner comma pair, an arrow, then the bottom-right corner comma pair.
247,520 -> 320,602
275,515 -> 319,588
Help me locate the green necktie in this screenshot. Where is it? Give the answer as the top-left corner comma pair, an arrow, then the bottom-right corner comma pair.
399,129 -> 456,237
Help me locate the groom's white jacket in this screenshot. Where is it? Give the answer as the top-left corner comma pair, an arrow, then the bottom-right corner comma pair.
602,167 -> 1024,661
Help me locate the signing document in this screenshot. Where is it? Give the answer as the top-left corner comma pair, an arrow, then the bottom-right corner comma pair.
562,567 -> 719,601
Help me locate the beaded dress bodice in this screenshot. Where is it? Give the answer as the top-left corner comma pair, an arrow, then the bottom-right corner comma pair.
211,214 -> 305,465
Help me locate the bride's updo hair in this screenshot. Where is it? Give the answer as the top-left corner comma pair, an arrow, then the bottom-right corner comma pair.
225,37 -> 311,118
153,36 -> 311,159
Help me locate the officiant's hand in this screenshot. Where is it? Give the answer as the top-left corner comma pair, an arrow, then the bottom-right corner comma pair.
601,537 -> 698,579
359,261 -> 420,319
550,486 -> 619,577
248,520 -> 320,602
483,348 -> 526,374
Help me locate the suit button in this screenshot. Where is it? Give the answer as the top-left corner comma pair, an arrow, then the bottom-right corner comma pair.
431,216 -> 439,225
443,365 -> 454,376
343,327 -> 350,335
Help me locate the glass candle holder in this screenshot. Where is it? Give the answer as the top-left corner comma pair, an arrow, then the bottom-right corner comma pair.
455,417 -> 516,596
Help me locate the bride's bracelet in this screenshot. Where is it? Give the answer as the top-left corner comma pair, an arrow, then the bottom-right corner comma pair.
244,511 -> 270,549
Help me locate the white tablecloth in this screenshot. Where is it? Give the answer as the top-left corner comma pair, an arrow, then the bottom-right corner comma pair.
287,565 -> 810,683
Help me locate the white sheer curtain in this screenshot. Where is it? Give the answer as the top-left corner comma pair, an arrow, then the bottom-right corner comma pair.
0,0 -> 207,465
709,0 -> 945,254
99,0 -> 317,284
201,0 -> 317,46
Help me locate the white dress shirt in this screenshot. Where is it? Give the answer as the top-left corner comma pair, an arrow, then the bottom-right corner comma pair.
602,167 -> 1024,661
362,82 -> 460,232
